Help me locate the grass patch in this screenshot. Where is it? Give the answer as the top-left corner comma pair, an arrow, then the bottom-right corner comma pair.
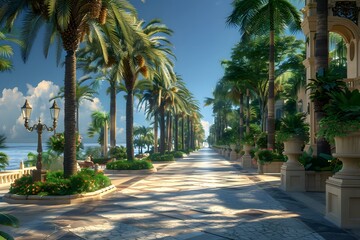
9,169 -> 111,196
106,159 -> 153,170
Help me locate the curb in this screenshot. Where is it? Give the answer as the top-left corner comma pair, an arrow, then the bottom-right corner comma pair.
104,167 -> 157,174
3,184 -> 116,205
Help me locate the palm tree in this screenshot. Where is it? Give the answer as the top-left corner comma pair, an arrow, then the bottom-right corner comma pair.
0,0 -> 138,177
0,30 -> 22,72
120,19 -> 175,160
88,110 -> 109,157
227,0 -> 301,149
134,126 -> 152,154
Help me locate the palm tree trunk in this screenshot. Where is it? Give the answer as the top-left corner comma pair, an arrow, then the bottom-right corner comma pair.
315,0 -> 331,156
154,113 -> 158,153
246,89 -> 250,133
187,116 -> 191,150
126,89 -> 134,160
159,104 -> 166,154
267,29 -> 275,150
181,115 -> 185,150
110,82 -> 116,147
168,113 -> 173,151
103,121 -> 108,156
76,105 -> 79,132
239,92 -> 244,142
174,114 -> 179,151
64,50 -> 77,178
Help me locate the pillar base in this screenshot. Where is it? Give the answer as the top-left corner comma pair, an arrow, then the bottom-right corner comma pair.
326,177 -> 360,228
230,151 -> 237,161
280,164 -> 305,191
32,169 -> 47,182
240,154 -> 252,168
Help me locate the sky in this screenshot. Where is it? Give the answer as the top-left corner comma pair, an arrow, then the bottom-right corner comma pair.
0,0 -> 304,144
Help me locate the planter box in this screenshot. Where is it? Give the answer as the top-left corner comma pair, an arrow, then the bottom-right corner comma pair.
305,171 -> 332,192
262,161 -> 283,173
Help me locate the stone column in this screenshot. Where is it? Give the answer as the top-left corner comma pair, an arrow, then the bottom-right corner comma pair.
281,138 -> 305,191
230,144 -> 237,161
240,144 -> 252,168
326,132 -> 360,228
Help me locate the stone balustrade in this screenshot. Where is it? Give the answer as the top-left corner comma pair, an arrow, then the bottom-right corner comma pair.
344,77 -> 360,90
0,162 -> 36,185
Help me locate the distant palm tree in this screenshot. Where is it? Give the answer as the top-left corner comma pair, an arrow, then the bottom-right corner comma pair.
227,0 -> 301,149
88,111 -> 109,157
120,19 -> 175,160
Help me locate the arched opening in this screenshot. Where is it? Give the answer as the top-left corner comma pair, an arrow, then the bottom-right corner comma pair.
329,32 -> 347,78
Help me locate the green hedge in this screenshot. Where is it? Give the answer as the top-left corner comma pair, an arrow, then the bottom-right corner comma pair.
9,169 -> 111,196
106,160 -> 153,170
148,153 -> 175,162
172,151 -> 185,158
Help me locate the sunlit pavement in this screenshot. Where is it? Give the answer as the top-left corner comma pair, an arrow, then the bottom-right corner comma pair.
0,148 -> 359,240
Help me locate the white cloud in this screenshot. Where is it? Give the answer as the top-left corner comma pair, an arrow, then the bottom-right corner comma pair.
0,80 -> 105,143
201,120 -> 210,138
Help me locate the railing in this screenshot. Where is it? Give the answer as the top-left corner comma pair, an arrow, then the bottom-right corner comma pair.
0,162 -> 36,185
343,78 -> 360,90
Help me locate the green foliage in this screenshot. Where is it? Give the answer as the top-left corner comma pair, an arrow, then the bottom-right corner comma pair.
299,147 -> 341,172
255,132 -> 267,148
9,170 -> 111,196
277,113 -> 309,142
0,152 -> 9,170
106,160 -> 153,170
256,149 -> 273,164
242,132 -> 255,145
283,98 -> 297,115
256,149 -> 285,164
85,146 -> 102,159
172,151 -> 184,158
306,71 -> 346,105
0,211 -> 19,240
48,132 -> 82,154
108,146 -> 127,160
148,153 -> 175,162
319,88 -> 360,142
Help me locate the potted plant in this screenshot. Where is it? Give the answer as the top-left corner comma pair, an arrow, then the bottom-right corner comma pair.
318,88 -> 360,178
277,112 -> 309,157
240,133 -> 255,168
306,72 -> 346,112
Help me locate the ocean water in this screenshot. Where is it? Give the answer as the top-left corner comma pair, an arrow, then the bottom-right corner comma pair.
0,143 -> 129,170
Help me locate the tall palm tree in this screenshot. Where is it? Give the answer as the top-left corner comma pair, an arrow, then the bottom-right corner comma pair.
120,19 -> 175,160
0,0 -> 137,177
227,0 -> 301,149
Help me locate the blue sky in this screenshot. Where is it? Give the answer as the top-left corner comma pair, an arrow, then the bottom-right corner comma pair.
0,0 -> 303,143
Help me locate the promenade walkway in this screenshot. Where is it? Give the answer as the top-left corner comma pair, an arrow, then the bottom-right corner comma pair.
0,148 -> 359,239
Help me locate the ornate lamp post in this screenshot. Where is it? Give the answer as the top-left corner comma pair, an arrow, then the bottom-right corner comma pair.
21,100 -> 60,182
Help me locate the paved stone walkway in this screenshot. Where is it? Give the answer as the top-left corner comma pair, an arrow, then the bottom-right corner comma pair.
0,148 -> 359,239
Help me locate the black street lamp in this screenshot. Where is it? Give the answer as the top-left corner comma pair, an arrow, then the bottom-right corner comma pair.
21,100 -> 60,182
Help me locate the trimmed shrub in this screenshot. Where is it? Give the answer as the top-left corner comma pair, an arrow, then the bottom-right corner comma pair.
148,153 -> 175,162
9,169 -> 111,196
172,151 -> 184,158
106,160 -> 153,170
108,146 -> 127,160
